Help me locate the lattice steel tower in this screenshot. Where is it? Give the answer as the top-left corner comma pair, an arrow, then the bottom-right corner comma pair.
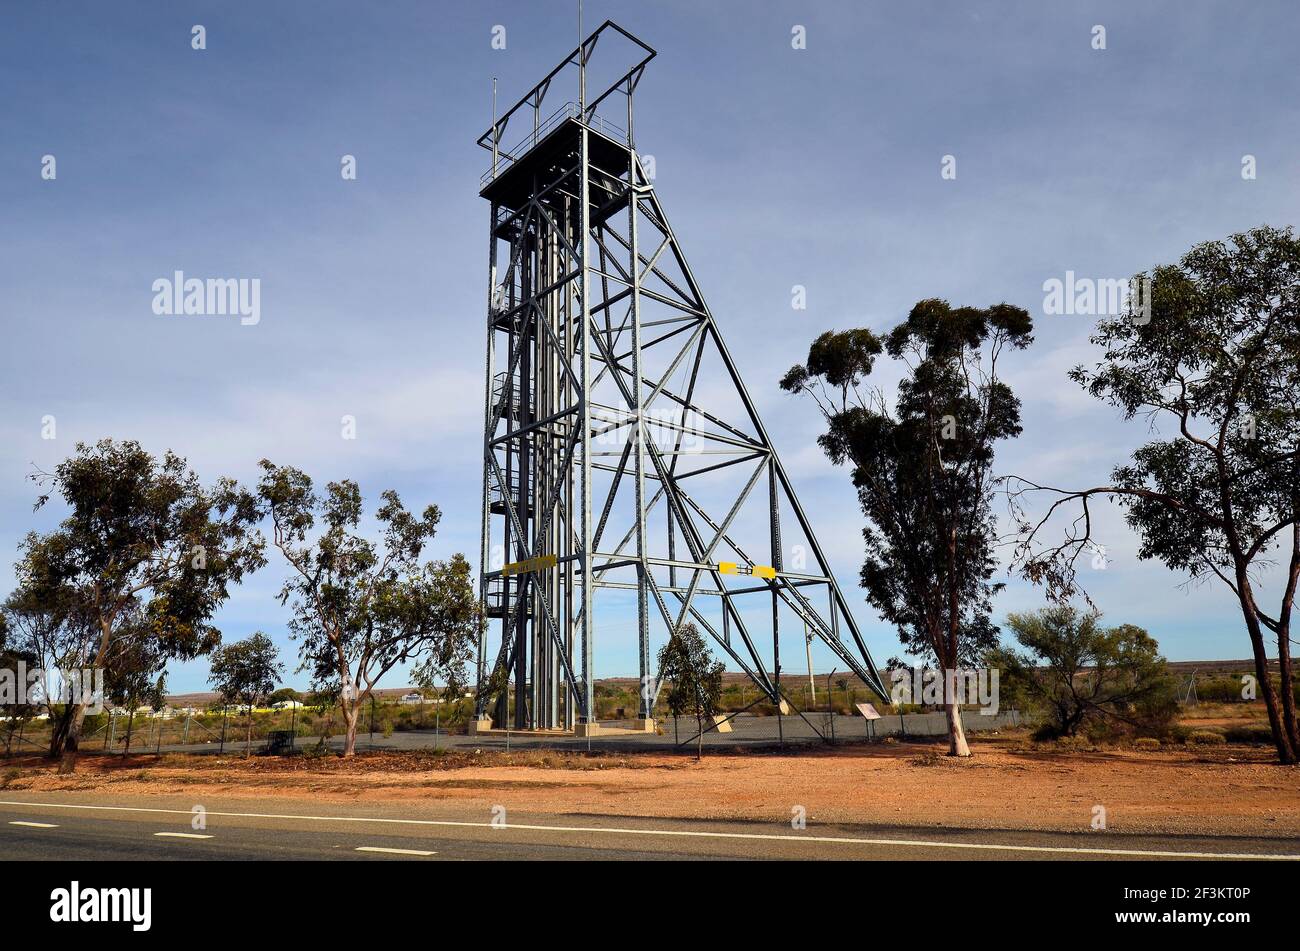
474,21 -> 886,732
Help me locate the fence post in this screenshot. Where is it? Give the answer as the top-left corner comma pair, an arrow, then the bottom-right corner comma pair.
826,670 -> 836,743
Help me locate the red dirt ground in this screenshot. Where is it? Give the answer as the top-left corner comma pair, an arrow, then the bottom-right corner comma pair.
4,736 -> 1297,838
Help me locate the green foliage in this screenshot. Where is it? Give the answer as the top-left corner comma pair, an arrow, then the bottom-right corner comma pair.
782,301 -> 1032,676
988,606 -> 1179,738
13,440 -> 265,767
1222,724 -> 1274,745
208,632 -> 284,712
256,462 -> 480,754
103,617 -> 167,715
0,613 -> 40,723
1011,227 -> 1300,762
1195,675 -> 1248,703
656,623 -> 725,742
24,439 -> 265,662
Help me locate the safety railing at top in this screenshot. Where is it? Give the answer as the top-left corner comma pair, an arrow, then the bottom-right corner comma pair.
480,101 -> 626,187
477,20 -> 655,188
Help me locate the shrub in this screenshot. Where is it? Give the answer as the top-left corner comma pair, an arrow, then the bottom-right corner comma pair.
989,608 -> 1179,739
1196,676 -> 1247,703
1,767 -> 20,788
1032,722 -> 1062,741
1187,729 -> 1226,746
1222,724 -> 1273,745
1083,720 -> 1122,743
1133,737 -> 1160,751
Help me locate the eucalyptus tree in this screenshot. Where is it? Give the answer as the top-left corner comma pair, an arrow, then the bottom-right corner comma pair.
656,623 -> 725,760
0,612 -> 40,754
0,585 -> 96,756
208,631 -> 284,754
102,618 -> 167,757
1010,226 -> 1300,763
257,462 -> 480,756
20,439 -> 265,772
782,300 -> 1034,756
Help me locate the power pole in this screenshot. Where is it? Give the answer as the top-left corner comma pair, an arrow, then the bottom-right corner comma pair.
804,622 -> 816,708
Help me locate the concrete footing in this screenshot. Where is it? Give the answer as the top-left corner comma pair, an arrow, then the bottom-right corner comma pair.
467,718 -> 493,736
574,721 -> 602,737
626,718 -> 656,733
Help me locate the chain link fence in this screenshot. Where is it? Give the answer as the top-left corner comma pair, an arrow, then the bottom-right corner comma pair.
4,699 -> 1022,759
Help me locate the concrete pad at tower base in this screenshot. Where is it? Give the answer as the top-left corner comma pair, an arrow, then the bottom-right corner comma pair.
778,699 -> 791,715
625,718 -> 656,733
574,721 -> 601,737
467,718 -> 493,735
712,715 -> 733,733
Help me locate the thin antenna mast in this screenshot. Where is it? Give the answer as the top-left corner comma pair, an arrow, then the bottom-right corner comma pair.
578,0 -> 585,111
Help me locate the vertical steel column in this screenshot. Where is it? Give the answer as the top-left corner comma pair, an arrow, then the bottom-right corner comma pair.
626,99 -> 651,719
564,194 -> 577,730
478,202 -> 498,701
496,243 -> 518,729
578,124 -> 594,723
545,227 -> 561,729
532,224 -> 546,729
771,460 -> 784,742
515,220 -> 533,729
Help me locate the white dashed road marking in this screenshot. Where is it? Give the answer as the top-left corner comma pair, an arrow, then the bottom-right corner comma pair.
1,800 -> 1296,860
153,832 -> 213,839
355,846 -> 436,856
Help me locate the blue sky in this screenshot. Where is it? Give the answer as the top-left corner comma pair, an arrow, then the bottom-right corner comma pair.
3,1 -> 1299,693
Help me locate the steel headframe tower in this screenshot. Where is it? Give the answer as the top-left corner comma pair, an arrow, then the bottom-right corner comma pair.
474,20 -> 887,731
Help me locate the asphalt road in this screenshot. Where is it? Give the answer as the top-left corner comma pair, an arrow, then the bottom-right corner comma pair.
2,795 -> 1298,861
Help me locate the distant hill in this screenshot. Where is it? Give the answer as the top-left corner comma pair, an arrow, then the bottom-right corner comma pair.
1164,659 -> 1276,677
